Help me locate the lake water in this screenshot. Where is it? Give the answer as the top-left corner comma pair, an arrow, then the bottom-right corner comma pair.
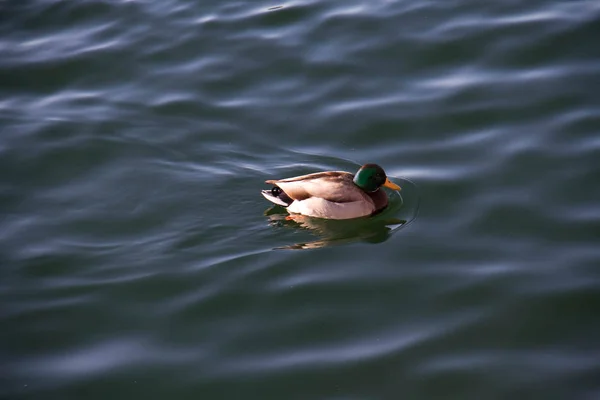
2,1 -> 600,399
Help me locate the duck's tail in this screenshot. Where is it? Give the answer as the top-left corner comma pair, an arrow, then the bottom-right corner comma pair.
261,186 -> 293,207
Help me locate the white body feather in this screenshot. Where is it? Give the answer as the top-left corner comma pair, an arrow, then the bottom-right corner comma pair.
287,197 -> 375,219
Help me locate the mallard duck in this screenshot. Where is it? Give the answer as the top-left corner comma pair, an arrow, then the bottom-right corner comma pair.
261,163 -> 401,220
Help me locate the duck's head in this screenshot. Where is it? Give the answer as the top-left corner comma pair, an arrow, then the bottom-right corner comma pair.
353,163 -> 401,192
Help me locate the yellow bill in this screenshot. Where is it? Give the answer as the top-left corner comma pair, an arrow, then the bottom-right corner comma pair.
383,178 -> 401,191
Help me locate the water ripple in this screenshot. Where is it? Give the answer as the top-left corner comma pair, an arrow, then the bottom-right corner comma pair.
2,0 -> 600,398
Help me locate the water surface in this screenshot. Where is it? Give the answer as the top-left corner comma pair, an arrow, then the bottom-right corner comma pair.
2,0 -> 600,399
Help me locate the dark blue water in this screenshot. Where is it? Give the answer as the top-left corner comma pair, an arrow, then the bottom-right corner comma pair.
2,1 -> 600,399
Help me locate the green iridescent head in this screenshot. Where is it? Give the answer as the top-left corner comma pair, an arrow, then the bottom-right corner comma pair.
353,164 -> 401,192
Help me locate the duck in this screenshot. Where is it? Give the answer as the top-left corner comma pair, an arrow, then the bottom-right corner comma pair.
261,163 -> 401,220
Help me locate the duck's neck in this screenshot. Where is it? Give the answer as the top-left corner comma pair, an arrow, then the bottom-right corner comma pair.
368,188 -> 388,211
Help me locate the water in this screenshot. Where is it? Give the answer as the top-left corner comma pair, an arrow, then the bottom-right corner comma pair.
2,0 -> 600,398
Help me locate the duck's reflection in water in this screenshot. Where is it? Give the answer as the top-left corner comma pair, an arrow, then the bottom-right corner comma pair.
265,206 -> 406,250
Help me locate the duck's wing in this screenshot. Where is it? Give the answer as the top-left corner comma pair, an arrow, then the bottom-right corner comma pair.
265,171 -> 368,203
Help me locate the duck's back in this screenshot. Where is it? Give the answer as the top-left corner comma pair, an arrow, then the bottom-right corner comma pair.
266,171 -> 366,203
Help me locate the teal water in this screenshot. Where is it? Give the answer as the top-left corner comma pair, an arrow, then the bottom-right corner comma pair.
2,1 -> 600,399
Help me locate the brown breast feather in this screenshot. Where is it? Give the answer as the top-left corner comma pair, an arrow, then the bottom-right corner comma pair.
367,187 -> 389,213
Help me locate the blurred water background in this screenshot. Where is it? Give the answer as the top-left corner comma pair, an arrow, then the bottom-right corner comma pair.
2,0 -> 600,398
